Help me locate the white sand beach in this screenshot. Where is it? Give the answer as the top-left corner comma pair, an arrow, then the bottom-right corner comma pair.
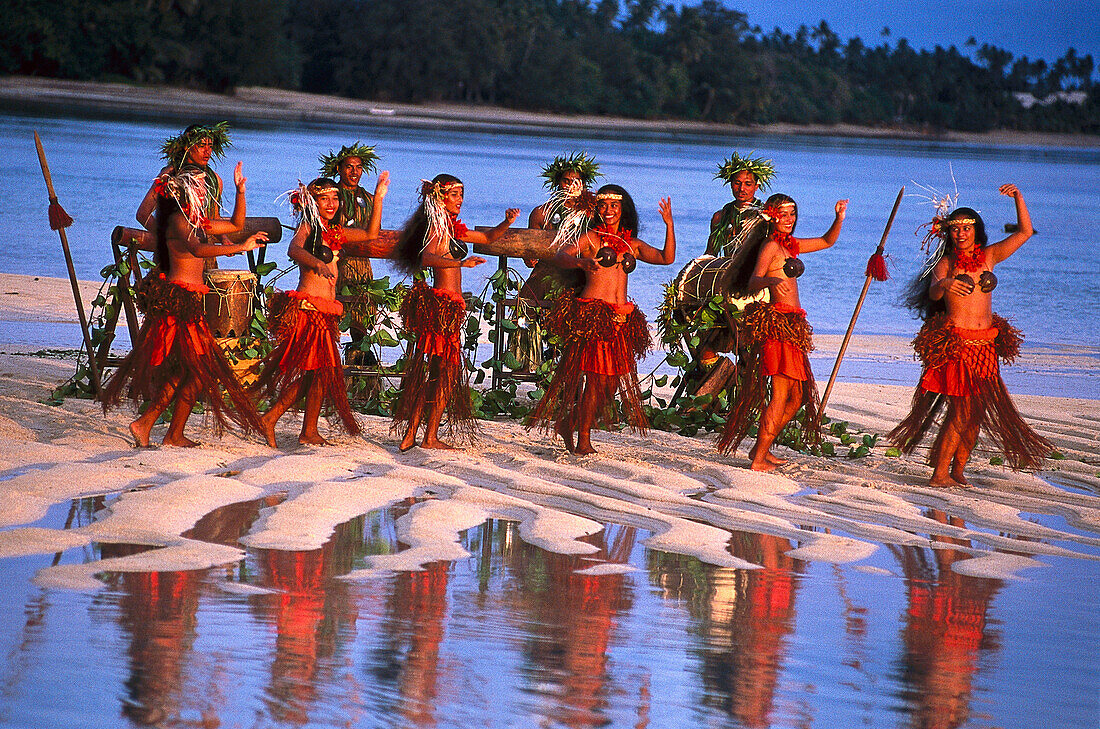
0,272 -> 1097,592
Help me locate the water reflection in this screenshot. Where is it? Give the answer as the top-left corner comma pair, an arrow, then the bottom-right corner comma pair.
100,497 -> 277,725
650,531 -> 803,728
892,510 -> 1003,729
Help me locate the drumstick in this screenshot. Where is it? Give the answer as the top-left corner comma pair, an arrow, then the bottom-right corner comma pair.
816,187 -> 904,428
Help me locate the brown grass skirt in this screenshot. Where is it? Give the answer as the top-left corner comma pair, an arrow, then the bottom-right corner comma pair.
887,313 -> 1051,470
253,291 -> 360,435
716,301 -> 820,455
527,296 -> 652,435
391,281 -> 476,441
100,274 -> 262,436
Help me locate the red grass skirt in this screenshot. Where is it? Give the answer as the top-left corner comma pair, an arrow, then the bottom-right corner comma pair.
527,296 -> 652,435
391,281 -> 476,441
716,301 -> 820,454
253,291 -> 360,435
887,313 -> 1051,470
100,274 -> 262,435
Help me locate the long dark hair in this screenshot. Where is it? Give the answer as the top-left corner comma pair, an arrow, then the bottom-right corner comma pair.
394,173 -> 461,276
595,184 -> 639,236
154,194 -> 179,274
731,192 -> 797,294
901,207 -> 987,320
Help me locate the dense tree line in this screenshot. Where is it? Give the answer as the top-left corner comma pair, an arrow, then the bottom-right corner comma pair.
2,0 -> 1096,133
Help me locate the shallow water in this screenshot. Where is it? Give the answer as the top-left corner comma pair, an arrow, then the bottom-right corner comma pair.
3,111 -> 1099,397
1,488 -> 1097,729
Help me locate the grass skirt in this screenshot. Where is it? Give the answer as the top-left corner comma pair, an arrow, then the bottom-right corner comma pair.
527,296 -> 652,435
887,313 -> 1051,470
253,291 -> 360,435
100,274 -> 262,436
391,281 -> 476,441
716,301 -> 820,454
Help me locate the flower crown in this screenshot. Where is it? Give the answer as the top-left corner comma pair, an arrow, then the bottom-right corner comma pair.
319,142 -> 380,179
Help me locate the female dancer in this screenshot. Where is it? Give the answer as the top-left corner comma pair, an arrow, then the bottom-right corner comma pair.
528,184 -> 676,455
716,194 -> 848,470
102,164 -> 267,446
888,185 -> 1051,486
392,174 -> 520,451
256,174 -> 389,447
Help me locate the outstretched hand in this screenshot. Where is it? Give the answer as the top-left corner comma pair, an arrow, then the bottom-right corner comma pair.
462,256 -> 487,268
375,170 -> 390,199
834,199 -> 849,219
999,183 -> 1022,199
504,208 -> 521,224
659,197 -> 674,225
234,161 -> 246,193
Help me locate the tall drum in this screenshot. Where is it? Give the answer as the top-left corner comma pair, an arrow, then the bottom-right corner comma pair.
203,269 -> 256,338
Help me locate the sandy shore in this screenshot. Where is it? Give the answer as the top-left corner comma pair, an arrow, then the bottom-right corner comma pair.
0,272 -> 1097,591
4,76 -> 1098,149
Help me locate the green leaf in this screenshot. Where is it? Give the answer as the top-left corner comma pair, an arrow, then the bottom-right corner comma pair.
989,455 -> 1005,466
1050,451 -> 1065,460
500,320 -> 519,332
654,375 -> 668,387
884,447 -> 901,457
256,262 -> 278,276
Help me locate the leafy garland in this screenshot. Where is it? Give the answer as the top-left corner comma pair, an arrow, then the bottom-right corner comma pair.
540,152 -> 601,190
319,142 -> 380,179
715,151 -> 776,188
160,122 -> 231,168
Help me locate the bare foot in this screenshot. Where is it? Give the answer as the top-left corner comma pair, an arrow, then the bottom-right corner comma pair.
299,432 -> 330,446
399,434 -> 418,452
750,458 -> 777,472
928,474 -> 962,488
574,438 -> 597,456
162,434 -> 200,448
260,415 -> 278,448
950,469 -> 970,486
421,437 -> 457,450
556,423 -> 575,453
750,445 -> 787,466
129,420 -> 152,448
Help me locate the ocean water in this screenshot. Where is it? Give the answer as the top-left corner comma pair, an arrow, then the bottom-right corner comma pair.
3,112 -> 1099,396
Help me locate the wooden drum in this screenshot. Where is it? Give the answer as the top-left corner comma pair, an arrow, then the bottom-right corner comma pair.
203,269 -> 256,338
672,255 -> 769,311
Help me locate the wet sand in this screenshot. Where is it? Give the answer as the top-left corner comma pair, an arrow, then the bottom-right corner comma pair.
0,272 -> 1097,591
4,76 -> 1099,149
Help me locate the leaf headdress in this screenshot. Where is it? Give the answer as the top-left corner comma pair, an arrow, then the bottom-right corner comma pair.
715,151 -> 776,189
161,122 -> 231,168
319,142 -> 380,179
540,152 -> 601,190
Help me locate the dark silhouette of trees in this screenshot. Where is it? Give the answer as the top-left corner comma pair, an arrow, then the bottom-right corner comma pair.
1,0 -> 1094,134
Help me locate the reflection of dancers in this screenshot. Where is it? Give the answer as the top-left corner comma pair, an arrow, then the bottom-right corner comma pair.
650,531 -> 802,727
373,561 -> 450,727
892,510 -> 1002,729
105,499 -> 269,725
256,521 -> 358,727
519,526 -> 636,728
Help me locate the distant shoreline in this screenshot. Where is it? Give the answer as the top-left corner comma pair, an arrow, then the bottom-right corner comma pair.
3,76 -> 1098,149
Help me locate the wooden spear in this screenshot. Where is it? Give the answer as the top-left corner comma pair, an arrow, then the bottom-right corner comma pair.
817,186 -> 904,423
33,131 -> 102,394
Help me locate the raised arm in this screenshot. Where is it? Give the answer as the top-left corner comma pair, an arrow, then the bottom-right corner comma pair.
177,214 -> 266,259
203,162 -> 247,235
796,199 -> 848,254
986,184 -> 1033,265
636,197 -> 676,265
459,208 -> 521,245
342,171 -> 392,257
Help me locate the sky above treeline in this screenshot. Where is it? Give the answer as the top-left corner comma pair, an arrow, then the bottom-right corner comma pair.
684,0 -> 1098,64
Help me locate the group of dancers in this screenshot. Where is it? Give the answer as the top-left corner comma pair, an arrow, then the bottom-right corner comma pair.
100,123 -> 1052,488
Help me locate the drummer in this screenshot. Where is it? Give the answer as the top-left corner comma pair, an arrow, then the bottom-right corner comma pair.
698,152 -> 778,366
319,142 -> 385,362
136,123 -> 233,250
527,185 -> 676,455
